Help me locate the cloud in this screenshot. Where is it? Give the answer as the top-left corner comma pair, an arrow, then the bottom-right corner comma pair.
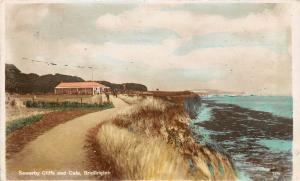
5,3 -> 292,95
175,31 -> 290,55
42,39 -> 290,94
6,4 -> 49,32
162,4 -> 276,18
105,41 -> 290,94
96,4 -> 291,39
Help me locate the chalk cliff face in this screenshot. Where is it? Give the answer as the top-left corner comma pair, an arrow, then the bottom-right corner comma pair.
183,95 -> 202,119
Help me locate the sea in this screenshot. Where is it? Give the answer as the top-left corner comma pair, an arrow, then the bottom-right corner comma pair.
189,96 -> 293,181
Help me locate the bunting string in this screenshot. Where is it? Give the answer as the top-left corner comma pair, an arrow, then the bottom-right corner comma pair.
22,57 -> 97,70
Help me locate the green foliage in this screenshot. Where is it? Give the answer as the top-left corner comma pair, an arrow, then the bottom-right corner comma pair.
98,81 -> 147,91
6,114 -> 44,135
6,64 -> 84,93
24,100 -> 114,110
7,101 -> 114,135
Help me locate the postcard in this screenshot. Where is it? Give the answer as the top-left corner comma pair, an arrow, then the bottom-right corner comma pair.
1,1 -> 299,180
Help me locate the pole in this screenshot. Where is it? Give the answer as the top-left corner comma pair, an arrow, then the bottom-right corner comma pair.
100,93 -> 102,105
153,93 -> 155,123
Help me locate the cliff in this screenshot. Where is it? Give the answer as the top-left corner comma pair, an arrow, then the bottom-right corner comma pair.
86,92 -> 237,180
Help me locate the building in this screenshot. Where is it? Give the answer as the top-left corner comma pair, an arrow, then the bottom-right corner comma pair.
54,82 -> 110,95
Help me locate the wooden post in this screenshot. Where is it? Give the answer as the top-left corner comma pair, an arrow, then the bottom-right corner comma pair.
100,93 -> 102,105
81,97 -> 82,107
153,94 -> 155,123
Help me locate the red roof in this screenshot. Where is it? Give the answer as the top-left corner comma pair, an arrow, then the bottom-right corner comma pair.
55,82 -> 108,89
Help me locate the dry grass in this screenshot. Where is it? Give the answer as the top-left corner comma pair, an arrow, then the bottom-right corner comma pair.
85,93 -> 237,180
94,123 -> 191,180
6,93 -> 105,122
118,94 -> 143,105
111,96 -> 237,180
6,94 -> 51,122
6,106 -> 50,123
101,124 -> 190,179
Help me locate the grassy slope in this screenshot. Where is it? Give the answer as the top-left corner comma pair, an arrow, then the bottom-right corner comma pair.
87,94 -> 237,180
98,124 -> 190,179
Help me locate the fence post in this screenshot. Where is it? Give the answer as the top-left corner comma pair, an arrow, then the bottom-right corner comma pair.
153,93 -> 155,123
100,93 -> 102,105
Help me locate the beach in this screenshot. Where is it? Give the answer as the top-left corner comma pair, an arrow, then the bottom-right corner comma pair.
190,96 -> 293,180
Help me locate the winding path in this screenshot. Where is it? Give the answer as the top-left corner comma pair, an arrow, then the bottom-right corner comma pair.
6,96 -> 128,180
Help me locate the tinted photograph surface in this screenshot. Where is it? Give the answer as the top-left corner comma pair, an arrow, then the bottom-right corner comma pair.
2,2 -> 294,180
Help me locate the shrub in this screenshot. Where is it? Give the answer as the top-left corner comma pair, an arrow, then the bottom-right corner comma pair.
10,99 -> 16,107
6,114 -> 44,135
24,100 -> 114,110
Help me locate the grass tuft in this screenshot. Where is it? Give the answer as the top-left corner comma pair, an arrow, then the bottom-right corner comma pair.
97,123 -> 191,180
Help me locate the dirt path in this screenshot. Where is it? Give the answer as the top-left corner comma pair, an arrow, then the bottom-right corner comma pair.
6,96 -> 128,180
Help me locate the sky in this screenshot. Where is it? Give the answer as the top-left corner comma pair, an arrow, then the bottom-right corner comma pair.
5,3 -> 292,95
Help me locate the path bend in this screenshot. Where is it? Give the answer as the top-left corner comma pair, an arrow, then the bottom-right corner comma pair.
6,96 -> 128,180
